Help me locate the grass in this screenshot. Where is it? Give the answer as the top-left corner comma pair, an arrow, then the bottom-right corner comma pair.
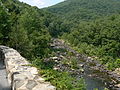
31,58 -> 86,90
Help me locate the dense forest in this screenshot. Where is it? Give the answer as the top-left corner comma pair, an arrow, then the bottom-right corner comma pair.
47,0 -> 120,22
0,0 -> 85,89
62,15 -> 120,70
0,0 -> 120,89
0,0 -> 67,58
47,0 -> 120,70
0,0 -> 50,58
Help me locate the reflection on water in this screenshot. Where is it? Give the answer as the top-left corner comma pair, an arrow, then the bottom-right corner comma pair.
83,65 -> 106,90
84,76 -> 105,90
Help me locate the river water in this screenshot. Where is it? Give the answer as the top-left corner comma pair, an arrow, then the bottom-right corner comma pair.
52,38 -> 117,90
84,66 -> 106,90
85,76 -> 105,90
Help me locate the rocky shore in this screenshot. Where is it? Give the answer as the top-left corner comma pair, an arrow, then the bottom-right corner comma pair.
50,38 -> 120,90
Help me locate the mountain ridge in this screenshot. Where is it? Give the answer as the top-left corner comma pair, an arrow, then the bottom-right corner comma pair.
47,0 -> 120,22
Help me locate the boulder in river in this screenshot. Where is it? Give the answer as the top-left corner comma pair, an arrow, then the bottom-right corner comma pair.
114,68 -> 120,75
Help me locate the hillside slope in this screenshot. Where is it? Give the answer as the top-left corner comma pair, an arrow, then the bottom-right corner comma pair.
47,0 -> 120,22
46,0 -> 120,70
0,0 -> 55,58
0,1 -> 86,89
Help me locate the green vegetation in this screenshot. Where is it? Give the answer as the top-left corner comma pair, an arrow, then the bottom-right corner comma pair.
32,58 -> 86,90
47,0 -> 120,22
0,0 -> 67,58
1,0 -> 120,89
61,15 -> 120,70
0,0 -> 85,89
0,0 -> 52,59
40,70 -> 86,90
47,0 -> 120,70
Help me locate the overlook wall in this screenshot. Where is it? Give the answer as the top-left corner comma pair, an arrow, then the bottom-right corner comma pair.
0,46 -> 56,90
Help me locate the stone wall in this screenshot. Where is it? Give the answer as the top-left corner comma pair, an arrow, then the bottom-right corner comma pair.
0,46 -> 56,90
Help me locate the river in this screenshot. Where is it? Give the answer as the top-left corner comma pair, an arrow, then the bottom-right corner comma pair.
51,38 -> 119,90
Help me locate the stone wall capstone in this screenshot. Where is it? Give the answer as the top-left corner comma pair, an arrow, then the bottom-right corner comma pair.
0,45 -> 56,90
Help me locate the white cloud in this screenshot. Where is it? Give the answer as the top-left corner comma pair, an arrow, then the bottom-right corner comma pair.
33,0 -> 45,6
19,0 -> 65,8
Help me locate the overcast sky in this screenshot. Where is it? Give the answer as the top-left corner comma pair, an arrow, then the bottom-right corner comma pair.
19,0 -> 64,8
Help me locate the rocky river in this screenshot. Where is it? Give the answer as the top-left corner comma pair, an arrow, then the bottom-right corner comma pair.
46,38 -> 120,90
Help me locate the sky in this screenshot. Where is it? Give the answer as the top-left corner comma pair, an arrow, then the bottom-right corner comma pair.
19,0 -> 64,8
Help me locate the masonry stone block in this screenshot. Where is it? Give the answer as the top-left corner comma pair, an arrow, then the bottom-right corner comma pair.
0,45 -> 56,90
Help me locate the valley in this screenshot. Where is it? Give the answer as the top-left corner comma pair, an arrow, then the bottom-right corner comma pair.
46,39 -> 120,90
0,0 -> 120,89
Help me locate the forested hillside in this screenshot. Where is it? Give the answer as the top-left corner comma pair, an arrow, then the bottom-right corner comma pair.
47,0 -> 120,70
0,0 -> 85,89
0,0 -> 49,58
47,0 -> 120,22
0,0 -> 67,58
1,0 -> 120,89
62,15 -> 120,69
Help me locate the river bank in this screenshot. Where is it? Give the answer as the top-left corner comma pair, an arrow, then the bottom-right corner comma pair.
50,38 -> 120,90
